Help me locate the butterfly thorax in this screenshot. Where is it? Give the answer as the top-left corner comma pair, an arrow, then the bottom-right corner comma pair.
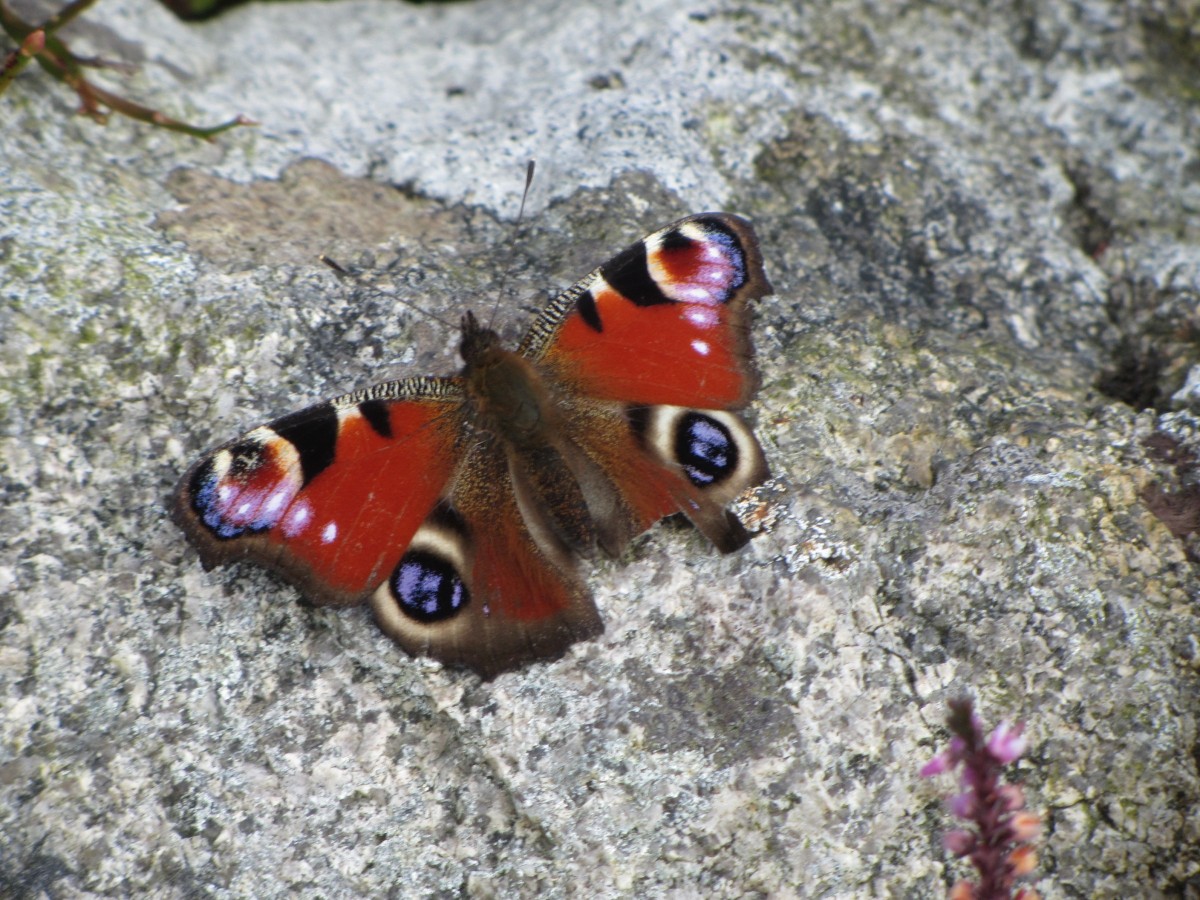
457,310 -> 598,554
459,311 -> 555,449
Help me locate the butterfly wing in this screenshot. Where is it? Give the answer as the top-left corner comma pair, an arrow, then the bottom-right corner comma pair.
521,213 -> 769,408
521,213 -> 772,553
175,377 -> 602,677
173,377 -> 466,607
368,432 -> 603,679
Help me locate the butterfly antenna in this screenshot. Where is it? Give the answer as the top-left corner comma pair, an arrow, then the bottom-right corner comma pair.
485,159 -> 537,333
318,254 -> 350,275
518,159 -> 536,223
320,254 -> 457,330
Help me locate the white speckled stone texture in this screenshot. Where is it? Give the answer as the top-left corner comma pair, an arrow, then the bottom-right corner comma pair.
2,0 -> 1199,895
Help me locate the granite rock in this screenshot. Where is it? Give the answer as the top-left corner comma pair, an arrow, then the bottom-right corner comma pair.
2,0 -> 1198,896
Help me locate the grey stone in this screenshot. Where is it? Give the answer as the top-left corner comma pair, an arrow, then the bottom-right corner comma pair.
2,0 -> 1198,897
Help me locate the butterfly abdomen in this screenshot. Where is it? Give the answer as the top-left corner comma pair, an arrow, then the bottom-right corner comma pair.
459,331 -> 601,555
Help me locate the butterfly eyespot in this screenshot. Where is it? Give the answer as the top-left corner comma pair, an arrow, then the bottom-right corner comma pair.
675,411 -> 738,487
631,404 -> 766,510
372,508 -> 472,632
190,431 -> 303,539
389,549 -> 470,622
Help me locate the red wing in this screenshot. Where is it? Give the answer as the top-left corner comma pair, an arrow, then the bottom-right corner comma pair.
369,437 -> 603,679
556,396 -> 770,556
520,213 -> 772,410
173,377 -> 465,606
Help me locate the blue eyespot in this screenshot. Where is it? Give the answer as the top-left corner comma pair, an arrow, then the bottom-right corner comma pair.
676,412 -> 738,487
390,550 -> 469,622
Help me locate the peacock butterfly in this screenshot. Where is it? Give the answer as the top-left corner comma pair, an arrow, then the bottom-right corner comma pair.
173,213 -> 772,678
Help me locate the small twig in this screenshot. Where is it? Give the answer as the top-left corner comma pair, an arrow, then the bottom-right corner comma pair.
40,0 -> 104,33
319,255 -> 350,276
0,0 -> 255,140
0,27 -> 41,93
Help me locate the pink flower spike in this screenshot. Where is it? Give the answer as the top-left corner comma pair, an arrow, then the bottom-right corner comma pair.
927,698 -> 1040,896
959,765 -> 982,790
987,720 -> 1027,764
921,753 -> 952,778
949,790 -> 976,819
943,829 -> 975,856
998,783 -> 1026,811
1009,843 -> 1039,875
1011,811 -> 1042,842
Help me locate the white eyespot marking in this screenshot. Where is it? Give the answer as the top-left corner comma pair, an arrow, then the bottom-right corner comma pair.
263,485 -> 288,516
676,285 -> 717,303
645,222 -> 741,306
641,405 -> 767,504
407,521 -> 468,575
684,306 -> 718,328
192,430 -> 308,539
321,521 -> 339,544
692,339 -> 711,356
371,516 -> 473,639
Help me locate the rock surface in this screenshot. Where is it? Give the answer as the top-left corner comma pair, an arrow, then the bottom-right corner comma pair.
2,0 -> 1198,896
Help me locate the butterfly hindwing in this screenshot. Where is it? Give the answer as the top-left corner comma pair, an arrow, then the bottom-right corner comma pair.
626,404 -> 769,552
369,435 -> 603,679
550,395 -> 769,557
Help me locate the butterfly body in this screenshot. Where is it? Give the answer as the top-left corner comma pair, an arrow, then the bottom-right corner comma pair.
175,213 -> 772,678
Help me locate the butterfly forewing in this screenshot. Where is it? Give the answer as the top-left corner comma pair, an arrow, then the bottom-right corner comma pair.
174,378 -> 465,606
521,213 -> 771,409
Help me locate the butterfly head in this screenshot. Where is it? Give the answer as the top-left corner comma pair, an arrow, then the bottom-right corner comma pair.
459,311 -> 503,366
